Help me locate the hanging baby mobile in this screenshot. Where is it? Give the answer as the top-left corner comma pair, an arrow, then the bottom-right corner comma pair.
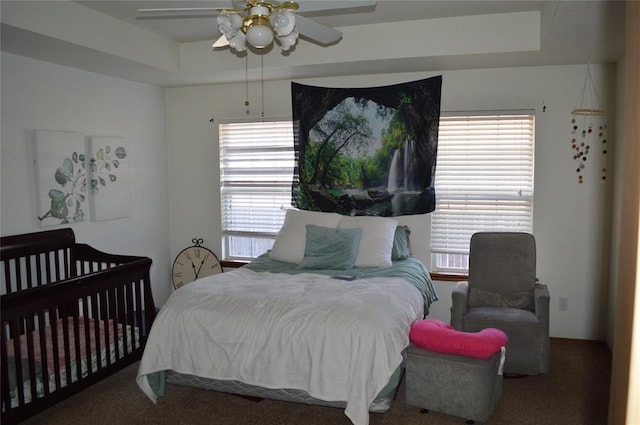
570,64 -> 607,184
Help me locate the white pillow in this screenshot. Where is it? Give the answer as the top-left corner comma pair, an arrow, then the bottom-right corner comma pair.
269,209 -> 342,264
338,216 -> 398,267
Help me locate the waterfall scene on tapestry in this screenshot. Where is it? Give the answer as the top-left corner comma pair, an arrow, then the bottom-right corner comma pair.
291,76 -> 442,216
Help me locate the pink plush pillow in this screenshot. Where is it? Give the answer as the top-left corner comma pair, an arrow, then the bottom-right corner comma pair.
409,319 -> 508,359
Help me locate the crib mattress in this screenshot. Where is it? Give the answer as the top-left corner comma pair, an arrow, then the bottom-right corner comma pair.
6,317 -> 139,407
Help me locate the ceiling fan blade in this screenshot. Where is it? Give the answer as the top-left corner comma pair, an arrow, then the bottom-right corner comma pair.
136,13 -> 219,21
136,7 -> 222,13
212,35 -> 230,48
136,1 -> 376,15
294,0 -> 376,13
231,1 -> 250,9
294,14 -> 342,44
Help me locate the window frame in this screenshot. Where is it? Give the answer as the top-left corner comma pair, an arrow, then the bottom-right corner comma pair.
218,118 -> 295,261
430,110 -> 536,274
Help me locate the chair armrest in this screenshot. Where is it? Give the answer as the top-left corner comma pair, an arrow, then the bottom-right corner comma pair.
534,282 -> 551,373
534,283 -> 550,327
450,281 -> 470,329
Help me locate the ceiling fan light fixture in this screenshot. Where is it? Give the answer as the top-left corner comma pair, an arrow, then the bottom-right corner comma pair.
216,13 -> 247,51
277,30 -> 299,51
245,16 -> 274,49
229,31 -> 247,51
270,10 -> 295,36
217,13 -> 243,39
224,4 -> 298,52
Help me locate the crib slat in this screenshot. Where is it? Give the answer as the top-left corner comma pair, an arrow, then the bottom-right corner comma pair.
102,289 -> 112,367
124,281 -> 134,354
72,317 -> 82,384
37,309 -> 51,397
134,280 -> 143,349
10,320 -> 25,407
53,251 -> 61,283
119,283 -> 128,356
24,315 -> 38,402
82,298 -> 93,375
2,261 -> 11,294
92,293 -> 103,370
14,260 -> 23,293
1,322 -> 12,413
49,308 -> 62,392
44,252 -> 53,286
61,315 -> 72,386
63,249 -> 70,280
35,254 -> 43,288
24,257 -> 32,290
111,286 -> 121,361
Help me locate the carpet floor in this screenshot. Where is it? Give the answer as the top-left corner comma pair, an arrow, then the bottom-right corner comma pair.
20,339 -> 611,425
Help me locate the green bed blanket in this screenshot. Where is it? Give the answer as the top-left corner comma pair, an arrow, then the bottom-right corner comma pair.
246,253 -> 438,315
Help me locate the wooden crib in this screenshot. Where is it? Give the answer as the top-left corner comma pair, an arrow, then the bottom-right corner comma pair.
1,228 -> 156,424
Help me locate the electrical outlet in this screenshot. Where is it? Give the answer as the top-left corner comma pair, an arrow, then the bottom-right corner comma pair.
559,297 -> 569,311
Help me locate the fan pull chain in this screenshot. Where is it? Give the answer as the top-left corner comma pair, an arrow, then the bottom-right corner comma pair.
244,54 -> 250,114
261,54 -> 265,120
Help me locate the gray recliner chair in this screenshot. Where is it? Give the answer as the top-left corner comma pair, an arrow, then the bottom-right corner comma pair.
451,232 -> 550,375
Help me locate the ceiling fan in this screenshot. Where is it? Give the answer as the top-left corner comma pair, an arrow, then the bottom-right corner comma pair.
137,1 -> 377,53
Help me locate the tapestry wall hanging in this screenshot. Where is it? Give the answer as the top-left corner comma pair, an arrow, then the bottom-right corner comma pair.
291,75 -> 442,217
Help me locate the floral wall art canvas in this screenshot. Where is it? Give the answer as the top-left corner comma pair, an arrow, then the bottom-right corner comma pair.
35,130 -> 88,227
34,131 -> 131,227
88,136 -> 132,222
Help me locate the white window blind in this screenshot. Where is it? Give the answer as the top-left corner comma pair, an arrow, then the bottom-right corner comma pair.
431,113 -> 535,273
219,120 -> 294,259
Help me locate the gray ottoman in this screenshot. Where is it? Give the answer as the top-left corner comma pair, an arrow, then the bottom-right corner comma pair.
406,344 -> 504,423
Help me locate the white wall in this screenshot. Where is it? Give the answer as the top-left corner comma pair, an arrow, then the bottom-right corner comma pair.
0,52 -> 173,306
1,51 -> 615,340
167,63 -> 617,340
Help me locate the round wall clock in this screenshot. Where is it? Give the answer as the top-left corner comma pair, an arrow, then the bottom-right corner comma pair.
172,238 -> 222,289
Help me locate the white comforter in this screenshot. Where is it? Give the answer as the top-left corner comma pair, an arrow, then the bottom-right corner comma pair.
136,267 -> 423,425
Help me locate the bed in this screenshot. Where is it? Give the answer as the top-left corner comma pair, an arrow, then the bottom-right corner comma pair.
137,210 -> 438,425
1,228 -> 156,425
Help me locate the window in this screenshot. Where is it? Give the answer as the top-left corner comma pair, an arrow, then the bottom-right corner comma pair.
219,120 -> 295,260
431,113 -> 535,273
